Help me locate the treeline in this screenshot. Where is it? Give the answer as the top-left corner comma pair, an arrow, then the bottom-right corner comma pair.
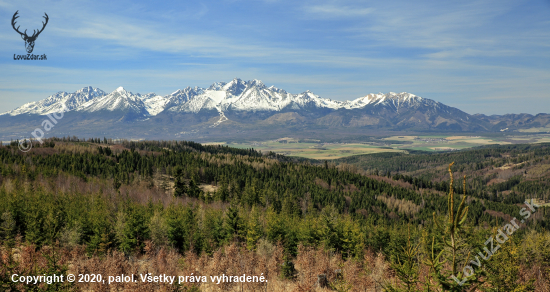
338,143 -> 550,174
11,137 -> 263,157
337,143 -> 550,204
0,183 -> 369,260
1,139 -> 549,252
1,141 -> 534,229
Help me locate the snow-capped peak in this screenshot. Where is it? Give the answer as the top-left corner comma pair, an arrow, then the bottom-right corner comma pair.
1,86 -> 107,116
2,79 -> 434,118
75,87 -> 149,116
76,86 -> 95,93
222,78 -> 247,96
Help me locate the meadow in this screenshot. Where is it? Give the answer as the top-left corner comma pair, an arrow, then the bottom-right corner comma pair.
227,133 -> 550,159
229,139 -> 403,160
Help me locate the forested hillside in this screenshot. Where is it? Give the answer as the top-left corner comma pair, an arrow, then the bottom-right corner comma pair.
1,138 -> 549,291
337,143 -> 550,203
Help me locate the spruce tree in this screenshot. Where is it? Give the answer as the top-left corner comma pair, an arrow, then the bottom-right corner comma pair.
174,166 -> 187,197
188,178 -> 200,198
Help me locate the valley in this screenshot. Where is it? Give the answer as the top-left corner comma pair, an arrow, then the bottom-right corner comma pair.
225,133 -> 550,159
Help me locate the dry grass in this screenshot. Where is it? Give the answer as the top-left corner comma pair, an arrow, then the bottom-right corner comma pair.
2,237 -> 548,291
1,240 -> 397,292
376,195 -> 421,216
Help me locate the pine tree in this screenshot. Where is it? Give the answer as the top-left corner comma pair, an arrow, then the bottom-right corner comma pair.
113,176 -> 121,190
483,239 -> 535,291
384,225 -> 420,292
215,181 -> 229,201
425,162 -> 481,291
188,178 -> 200,198
174,166 -> 187,197
245,207 -> 262,250
224,205 -> 244,242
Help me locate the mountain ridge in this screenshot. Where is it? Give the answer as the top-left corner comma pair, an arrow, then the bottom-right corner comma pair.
1,78 -> 450,117
1,78 -> 550,141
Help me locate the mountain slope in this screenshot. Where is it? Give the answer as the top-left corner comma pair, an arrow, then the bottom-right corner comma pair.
1,79 -> 468,120
1,86 -> 106,116
2,78 -> 549,141
76,87 -> 149,117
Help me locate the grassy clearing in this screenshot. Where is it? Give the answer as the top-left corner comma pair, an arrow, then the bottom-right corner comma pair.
383,135 -> 418,141
518,127 -> 550,133
229,141 -> 404,160
218,134 -> 550,160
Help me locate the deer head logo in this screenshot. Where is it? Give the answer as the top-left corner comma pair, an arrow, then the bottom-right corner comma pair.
11,11 -> 49,54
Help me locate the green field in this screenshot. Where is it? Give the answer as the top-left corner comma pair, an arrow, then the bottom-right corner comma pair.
224,134 -> 550,159
229,140 -> 404,160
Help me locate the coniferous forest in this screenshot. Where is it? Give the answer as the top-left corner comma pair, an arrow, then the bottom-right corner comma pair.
1,138 -> 550,291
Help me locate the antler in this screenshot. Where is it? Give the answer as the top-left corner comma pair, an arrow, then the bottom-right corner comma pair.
11,10 -> 26,37
31,13 -> 49,38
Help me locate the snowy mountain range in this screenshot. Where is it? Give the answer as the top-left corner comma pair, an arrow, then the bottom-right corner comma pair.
2,78 -> 549,141
4,86 -> 107,116
1,78 -> 446,117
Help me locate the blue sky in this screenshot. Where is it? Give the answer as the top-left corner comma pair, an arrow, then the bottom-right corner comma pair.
1,0 -> 549,115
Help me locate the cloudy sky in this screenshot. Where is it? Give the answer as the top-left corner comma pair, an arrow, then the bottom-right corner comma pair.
1,0 -> 549,114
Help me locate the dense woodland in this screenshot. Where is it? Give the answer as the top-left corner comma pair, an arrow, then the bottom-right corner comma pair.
1,137 -> 550,291
338,143 -> 550,201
